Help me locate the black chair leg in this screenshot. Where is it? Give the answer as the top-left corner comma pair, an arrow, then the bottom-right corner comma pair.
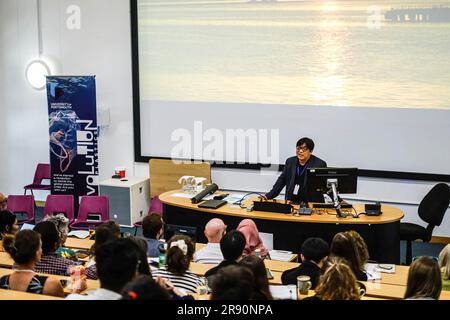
406,240 -> 413,265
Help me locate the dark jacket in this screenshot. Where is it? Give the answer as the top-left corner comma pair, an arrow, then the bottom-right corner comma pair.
281,260 -> 322,289
266,155 -> 327,201
354,269 -> 368,282
204,260 -> 238,279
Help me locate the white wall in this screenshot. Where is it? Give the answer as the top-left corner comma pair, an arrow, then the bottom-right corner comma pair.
1,0 -> 449,237
0,0 -> 135,200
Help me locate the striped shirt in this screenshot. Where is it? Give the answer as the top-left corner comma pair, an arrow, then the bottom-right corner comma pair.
152,267 -> 206,294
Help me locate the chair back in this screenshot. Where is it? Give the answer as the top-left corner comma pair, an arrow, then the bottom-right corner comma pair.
6,195 -> 35,223
77,196 -> 109,222
418,183 -> 450,227
149,159 -> 211,198
149,196 -> 163,215
42,194 -> 74,223
33,163 -> 51,184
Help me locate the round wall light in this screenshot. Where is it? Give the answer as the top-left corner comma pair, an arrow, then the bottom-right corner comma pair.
25,59 -> 51,90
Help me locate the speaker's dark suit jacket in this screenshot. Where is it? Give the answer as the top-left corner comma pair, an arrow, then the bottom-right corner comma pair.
265,155 -> 327,201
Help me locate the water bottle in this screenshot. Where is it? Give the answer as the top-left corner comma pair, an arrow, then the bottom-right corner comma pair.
158,243 -> 167,268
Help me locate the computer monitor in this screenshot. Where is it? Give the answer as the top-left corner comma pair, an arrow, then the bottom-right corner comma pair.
164,224 -> 197,244
306,167 -> 358,195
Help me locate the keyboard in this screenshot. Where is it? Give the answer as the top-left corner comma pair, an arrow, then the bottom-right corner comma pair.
312,203 -> 353,209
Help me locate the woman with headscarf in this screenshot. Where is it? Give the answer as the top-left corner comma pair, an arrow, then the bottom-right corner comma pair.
236,219 -> 268,258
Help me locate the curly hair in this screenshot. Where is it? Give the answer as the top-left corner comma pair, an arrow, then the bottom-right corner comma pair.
346,230 -> 369,266
315,257 -> 361,300
330,231 -> 366,279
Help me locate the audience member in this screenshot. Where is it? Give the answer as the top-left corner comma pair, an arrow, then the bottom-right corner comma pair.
305,257 -> 361,300
85,221 -> 121,280
204,230 -> 246,279
34,221 -> 77,276
152,235 -> 206,294
141,213 -> 164,257
130,236 -> 152,276
439,244 -> 450,291
281,237 -> 329,288
66,238 -> 140,300
236,219 -> 268,258
330,231 -> 368,281
121,275 -> 170,300
211,265 -> 254,300
194,218 -> 227,264
239,255 -> 273,300
1,230 -> 69,297
0,210 -> 19,240
43,214 -> 77,261
404,256 -> 442,300
0,193 -> 7,211
347,230 -> 370,266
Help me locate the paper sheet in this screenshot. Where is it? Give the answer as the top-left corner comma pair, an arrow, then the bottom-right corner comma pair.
269,285 -> 298,300
171,193 -> 214,200
20,223 -> 35,231
269,250 -> 294,262
366,263 -> 396,274
67,230 -> 90,239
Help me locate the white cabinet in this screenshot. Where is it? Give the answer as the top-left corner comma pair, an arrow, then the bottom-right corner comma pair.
99,177 -> 150,227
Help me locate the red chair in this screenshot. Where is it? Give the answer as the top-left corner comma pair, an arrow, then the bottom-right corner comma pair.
41,194 -> 74,224
133,196 -> 163,235
70,196 -> 109,230
24,163 -> 51,196
6,195 -> 35,224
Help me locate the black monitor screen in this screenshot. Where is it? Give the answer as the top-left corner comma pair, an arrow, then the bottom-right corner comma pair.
164,224 -> 197,244
307,168 -> 358,194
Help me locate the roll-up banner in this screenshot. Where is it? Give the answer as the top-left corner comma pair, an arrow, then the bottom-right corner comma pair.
46,76 -> 99,202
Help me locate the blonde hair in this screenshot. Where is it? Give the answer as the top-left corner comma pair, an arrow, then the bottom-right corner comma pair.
439,244 -> 450,280
315,257 -> 361,300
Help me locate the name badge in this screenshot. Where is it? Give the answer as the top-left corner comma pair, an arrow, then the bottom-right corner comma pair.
294,184 -> 300,195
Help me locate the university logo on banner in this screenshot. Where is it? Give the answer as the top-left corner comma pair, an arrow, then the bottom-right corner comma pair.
46,76 -> 99,198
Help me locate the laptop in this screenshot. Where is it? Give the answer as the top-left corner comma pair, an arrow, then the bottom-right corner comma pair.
164,224 -> 197,246
198,199 -> 227,209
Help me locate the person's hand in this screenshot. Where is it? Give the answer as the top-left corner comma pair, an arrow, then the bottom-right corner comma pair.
156,277 -> 187,297
156,277 -> 174,291
71,275 -> 87,294
259,195 -> 268,201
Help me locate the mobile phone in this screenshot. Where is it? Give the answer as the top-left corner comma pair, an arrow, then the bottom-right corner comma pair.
378,264 -> 393,270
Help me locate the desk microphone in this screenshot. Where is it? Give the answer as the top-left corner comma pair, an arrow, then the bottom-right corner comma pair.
191,183 -> 219,204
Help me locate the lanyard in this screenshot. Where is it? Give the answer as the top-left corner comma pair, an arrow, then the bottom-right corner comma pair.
297,164 -> 308,177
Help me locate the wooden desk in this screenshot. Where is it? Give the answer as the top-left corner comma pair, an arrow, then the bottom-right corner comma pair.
0,267 -> 99,295
65,237 -> 94,250
189,260 -> 298,275
0,252 -> 14,268
265,260 -> 299,272
0,288 -> 63,300
193,290 -> 386,300
188,262 -> 284,285
195,243 -> 298,263
364,281 -> 450,300
160,190 -> 404,263
376,265 -> 409,287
